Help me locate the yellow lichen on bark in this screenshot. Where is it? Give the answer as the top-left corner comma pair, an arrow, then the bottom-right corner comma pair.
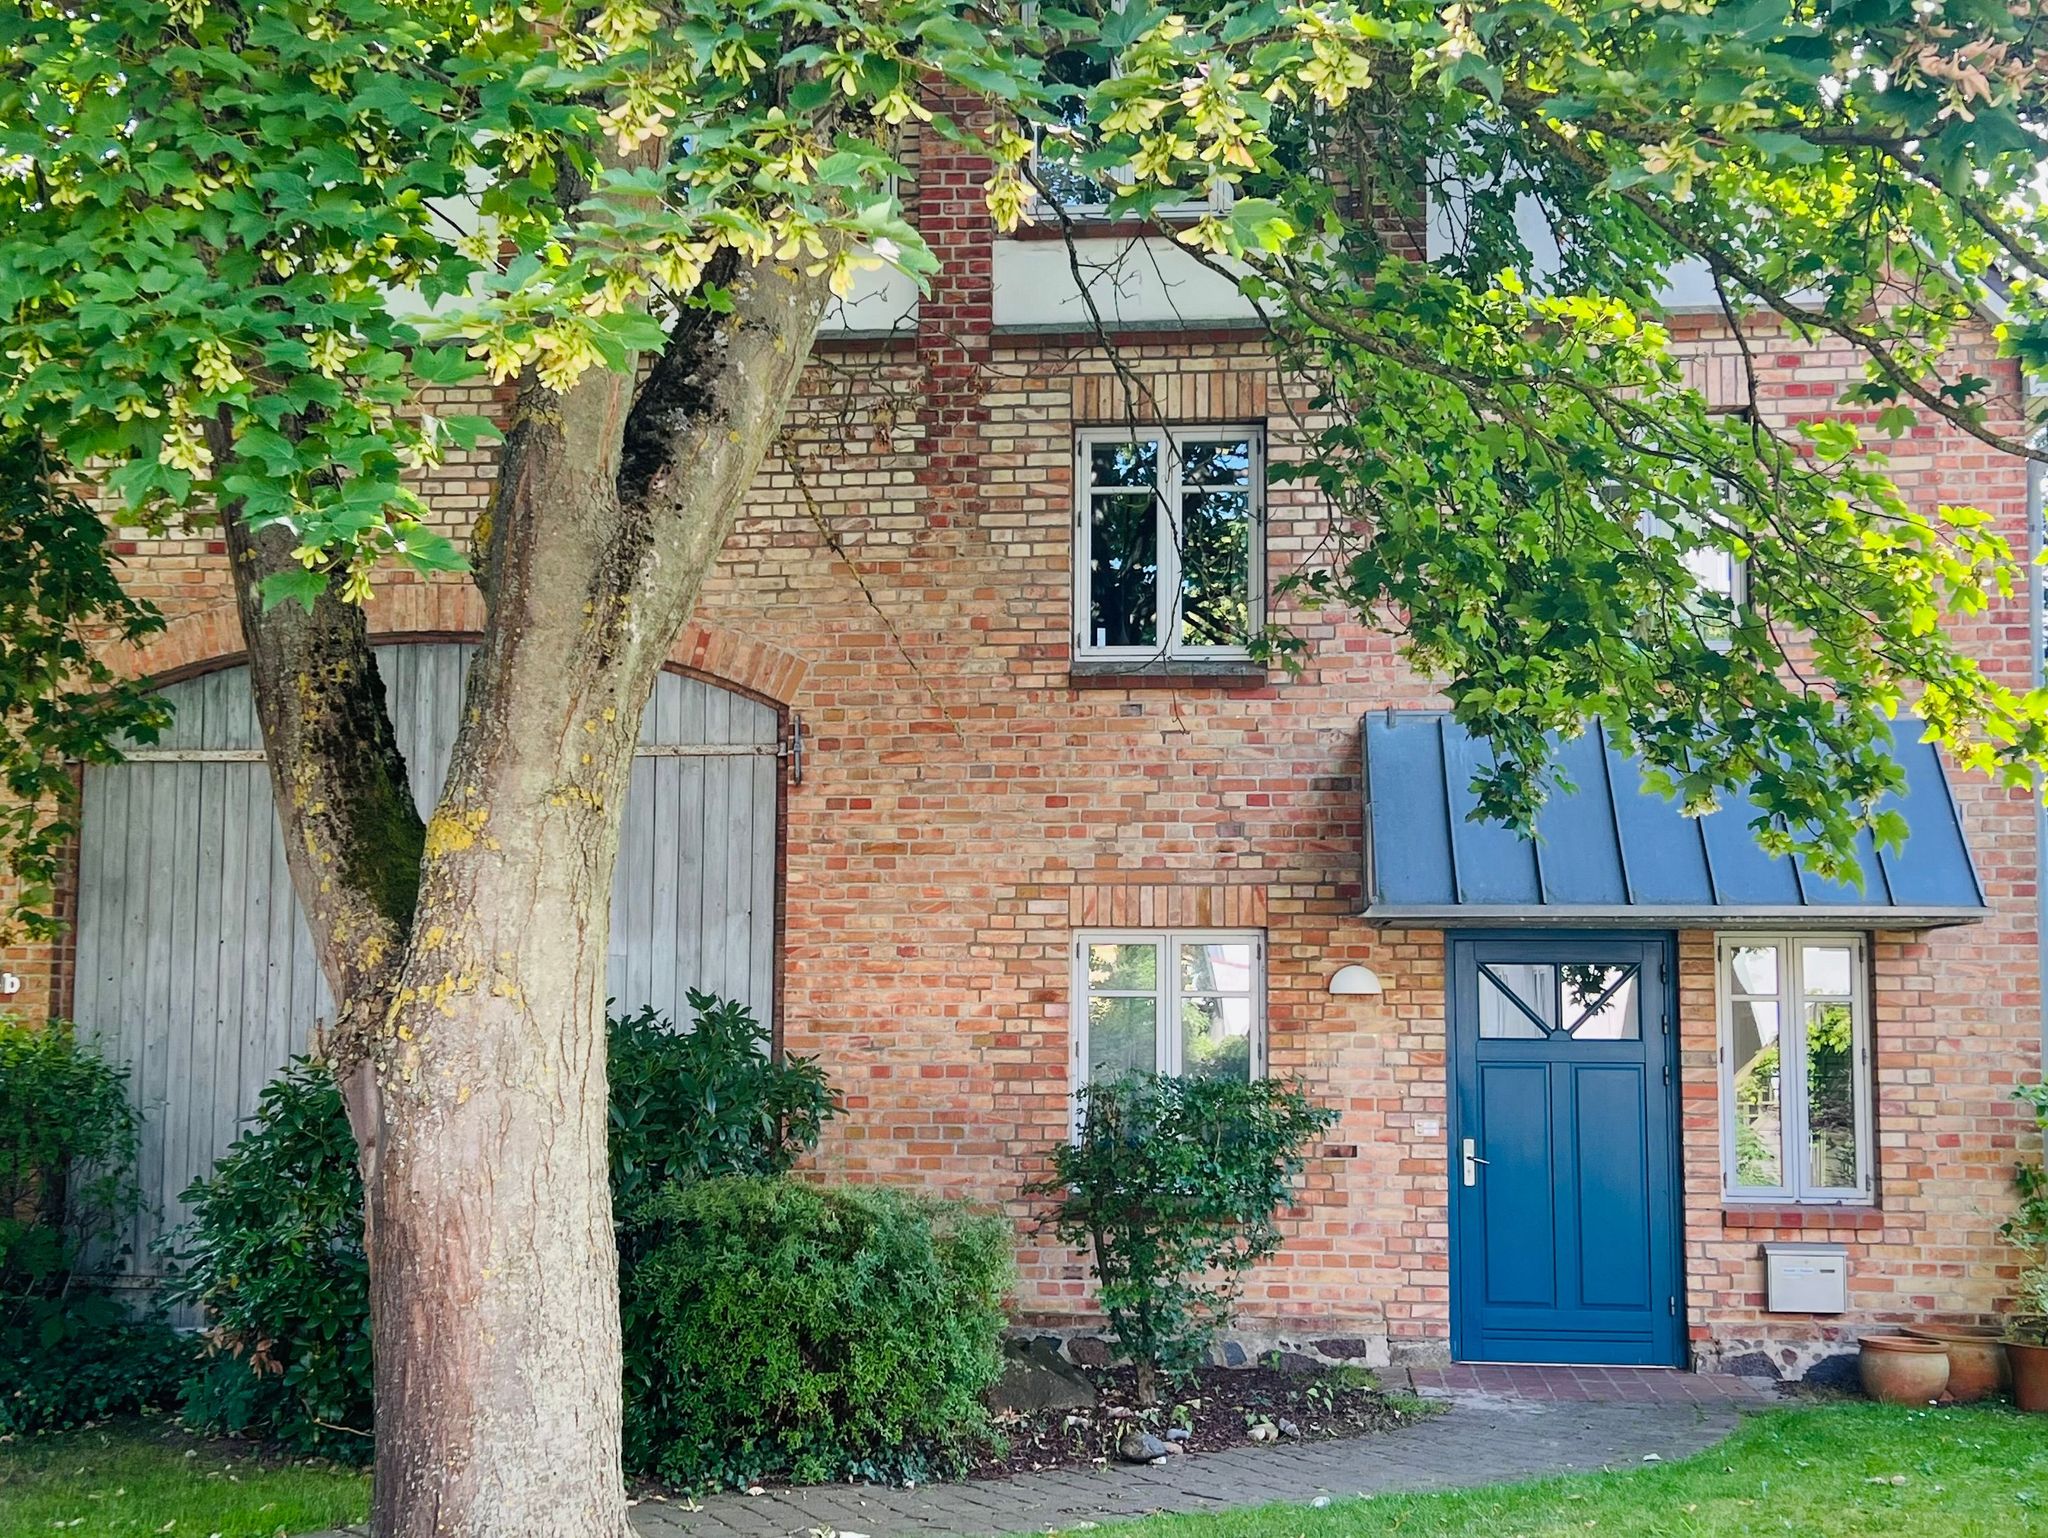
423,806 -> 491,859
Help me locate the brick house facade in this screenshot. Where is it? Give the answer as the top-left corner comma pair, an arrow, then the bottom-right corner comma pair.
5,129 -> 2042,1381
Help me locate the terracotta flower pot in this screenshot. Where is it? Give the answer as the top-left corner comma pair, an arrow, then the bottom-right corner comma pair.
1904,1324 -> 2009,1402
1858,1333 -> 1950,1405
2010,1341 -> 2048,1413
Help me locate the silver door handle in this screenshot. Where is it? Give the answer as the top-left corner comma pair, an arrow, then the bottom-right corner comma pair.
1461,1137 -> 1489,1186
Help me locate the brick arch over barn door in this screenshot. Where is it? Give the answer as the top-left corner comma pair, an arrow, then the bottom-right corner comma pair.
110,585 -> 810,707
71,626 -> 792,1300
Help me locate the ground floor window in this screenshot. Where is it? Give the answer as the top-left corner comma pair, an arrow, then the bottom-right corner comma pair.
1072,930 -> 1264,1087
1718,933 -> 1872,1203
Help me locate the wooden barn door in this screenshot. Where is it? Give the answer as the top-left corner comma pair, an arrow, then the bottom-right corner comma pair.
71,643 -> 781,1298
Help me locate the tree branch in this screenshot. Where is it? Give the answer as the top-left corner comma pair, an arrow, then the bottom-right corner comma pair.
212,449 -> 422,1074
1494,97 -> 2047,465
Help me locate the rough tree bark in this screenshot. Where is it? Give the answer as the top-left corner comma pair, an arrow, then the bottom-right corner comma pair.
222,258 -> 835,1538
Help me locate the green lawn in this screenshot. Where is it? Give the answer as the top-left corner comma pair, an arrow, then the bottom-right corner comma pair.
5,1404 -> 2044,1538
1062,1405 -> 2048,1538
0,1419 -> 368,1538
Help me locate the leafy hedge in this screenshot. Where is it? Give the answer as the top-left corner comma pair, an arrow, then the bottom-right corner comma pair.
0,1016 -> 190,1432
170,994 -> 835,1459
622,1175 -> 1012,1489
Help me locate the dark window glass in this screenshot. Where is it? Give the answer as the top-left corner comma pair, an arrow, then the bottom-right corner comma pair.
1176,438 -> 1253,647
1179,488 -> 1251,645
1090,493 -> 1158,647
1037,50 -> 1118,210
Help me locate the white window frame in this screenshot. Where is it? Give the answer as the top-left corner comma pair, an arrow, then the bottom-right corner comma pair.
1071,929 -> 1267,1093
1717,932 -> 1874,1205
1637,506 -> 1748,651
1073,425 -> 1266,662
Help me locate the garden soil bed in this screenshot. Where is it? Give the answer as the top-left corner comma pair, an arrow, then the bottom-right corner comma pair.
970,1364 -> 1432,1480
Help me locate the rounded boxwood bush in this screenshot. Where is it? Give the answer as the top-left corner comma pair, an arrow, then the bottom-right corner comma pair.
622,1174 -> 1012,1489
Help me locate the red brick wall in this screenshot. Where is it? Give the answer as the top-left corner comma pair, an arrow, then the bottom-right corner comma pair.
4,141 -> 2039,1376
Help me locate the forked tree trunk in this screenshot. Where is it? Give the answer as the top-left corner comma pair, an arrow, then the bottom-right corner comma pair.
225,259 -> 834,1538
366,647 -> 641,1534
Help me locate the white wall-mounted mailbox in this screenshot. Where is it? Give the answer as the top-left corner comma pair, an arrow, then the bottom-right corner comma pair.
1762,1242 -> 1849,1314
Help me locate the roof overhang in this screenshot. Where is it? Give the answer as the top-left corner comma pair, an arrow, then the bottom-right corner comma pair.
1361,713 -> 1990,932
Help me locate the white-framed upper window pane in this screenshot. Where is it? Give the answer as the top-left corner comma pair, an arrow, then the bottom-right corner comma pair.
1075,929 -> 1264,1091
1179,938 -> 1254,994
1680,543 -> 1743,603
1729,942 -> 1778,995
1088,939 -> 1159,991
1801,943 -> 1854,998
1089,437 -> 1159,489
1076,427 -> 1263,661
1718,933 -> 1870,1203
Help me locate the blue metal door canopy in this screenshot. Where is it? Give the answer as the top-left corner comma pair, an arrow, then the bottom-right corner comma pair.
1362,712 -> 1988,929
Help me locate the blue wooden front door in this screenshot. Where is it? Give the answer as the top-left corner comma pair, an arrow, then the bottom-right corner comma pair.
1449,934 -> 1684,1366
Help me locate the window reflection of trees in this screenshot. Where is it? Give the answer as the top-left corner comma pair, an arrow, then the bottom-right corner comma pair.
1088,440 -> 1159,648
1036,49 -> 1118,210
1083,433 -> 1255,654
1804,1001 -> 1857,1188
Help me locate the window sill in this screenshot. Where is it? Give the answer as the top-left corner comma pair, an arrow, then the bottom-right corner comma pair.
1722,1203 -> 1883,1233
1012,212 -> 1219,241
1067,658 -> 1270,691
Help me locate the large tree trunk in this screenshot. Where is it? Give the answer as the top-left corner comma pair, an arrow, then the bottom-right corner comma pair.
365,650 -> 638,1533
224,259 -> 834,1538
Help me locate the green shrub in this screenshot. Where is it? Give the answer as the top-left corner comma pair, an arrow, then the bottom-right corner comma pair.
609,992 -> 834,1206
2004,1082 -> 2048,1342
0,1016 -> 190,1432
166,1058 -> 371,1457
622,1175 -> 1011,1489
1,1015 -> 139,1288
1,1293 -> 194,1433
169,995 -> 835,1458
1031,1072 -> 1335,1403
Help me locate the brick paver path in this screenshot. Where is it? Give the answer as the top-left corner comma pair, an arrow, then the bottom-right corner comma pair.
310,1369 -> 1776,1538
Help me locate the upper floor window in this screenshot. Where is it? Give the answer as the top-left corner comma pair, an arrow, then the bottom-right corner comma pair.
1639,507 -> 1746,648
1075,425 -> 1264,661
1073,930 -> 1265,1088
1719,934 -> 1872,1204
1031,48 -> 1233,220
